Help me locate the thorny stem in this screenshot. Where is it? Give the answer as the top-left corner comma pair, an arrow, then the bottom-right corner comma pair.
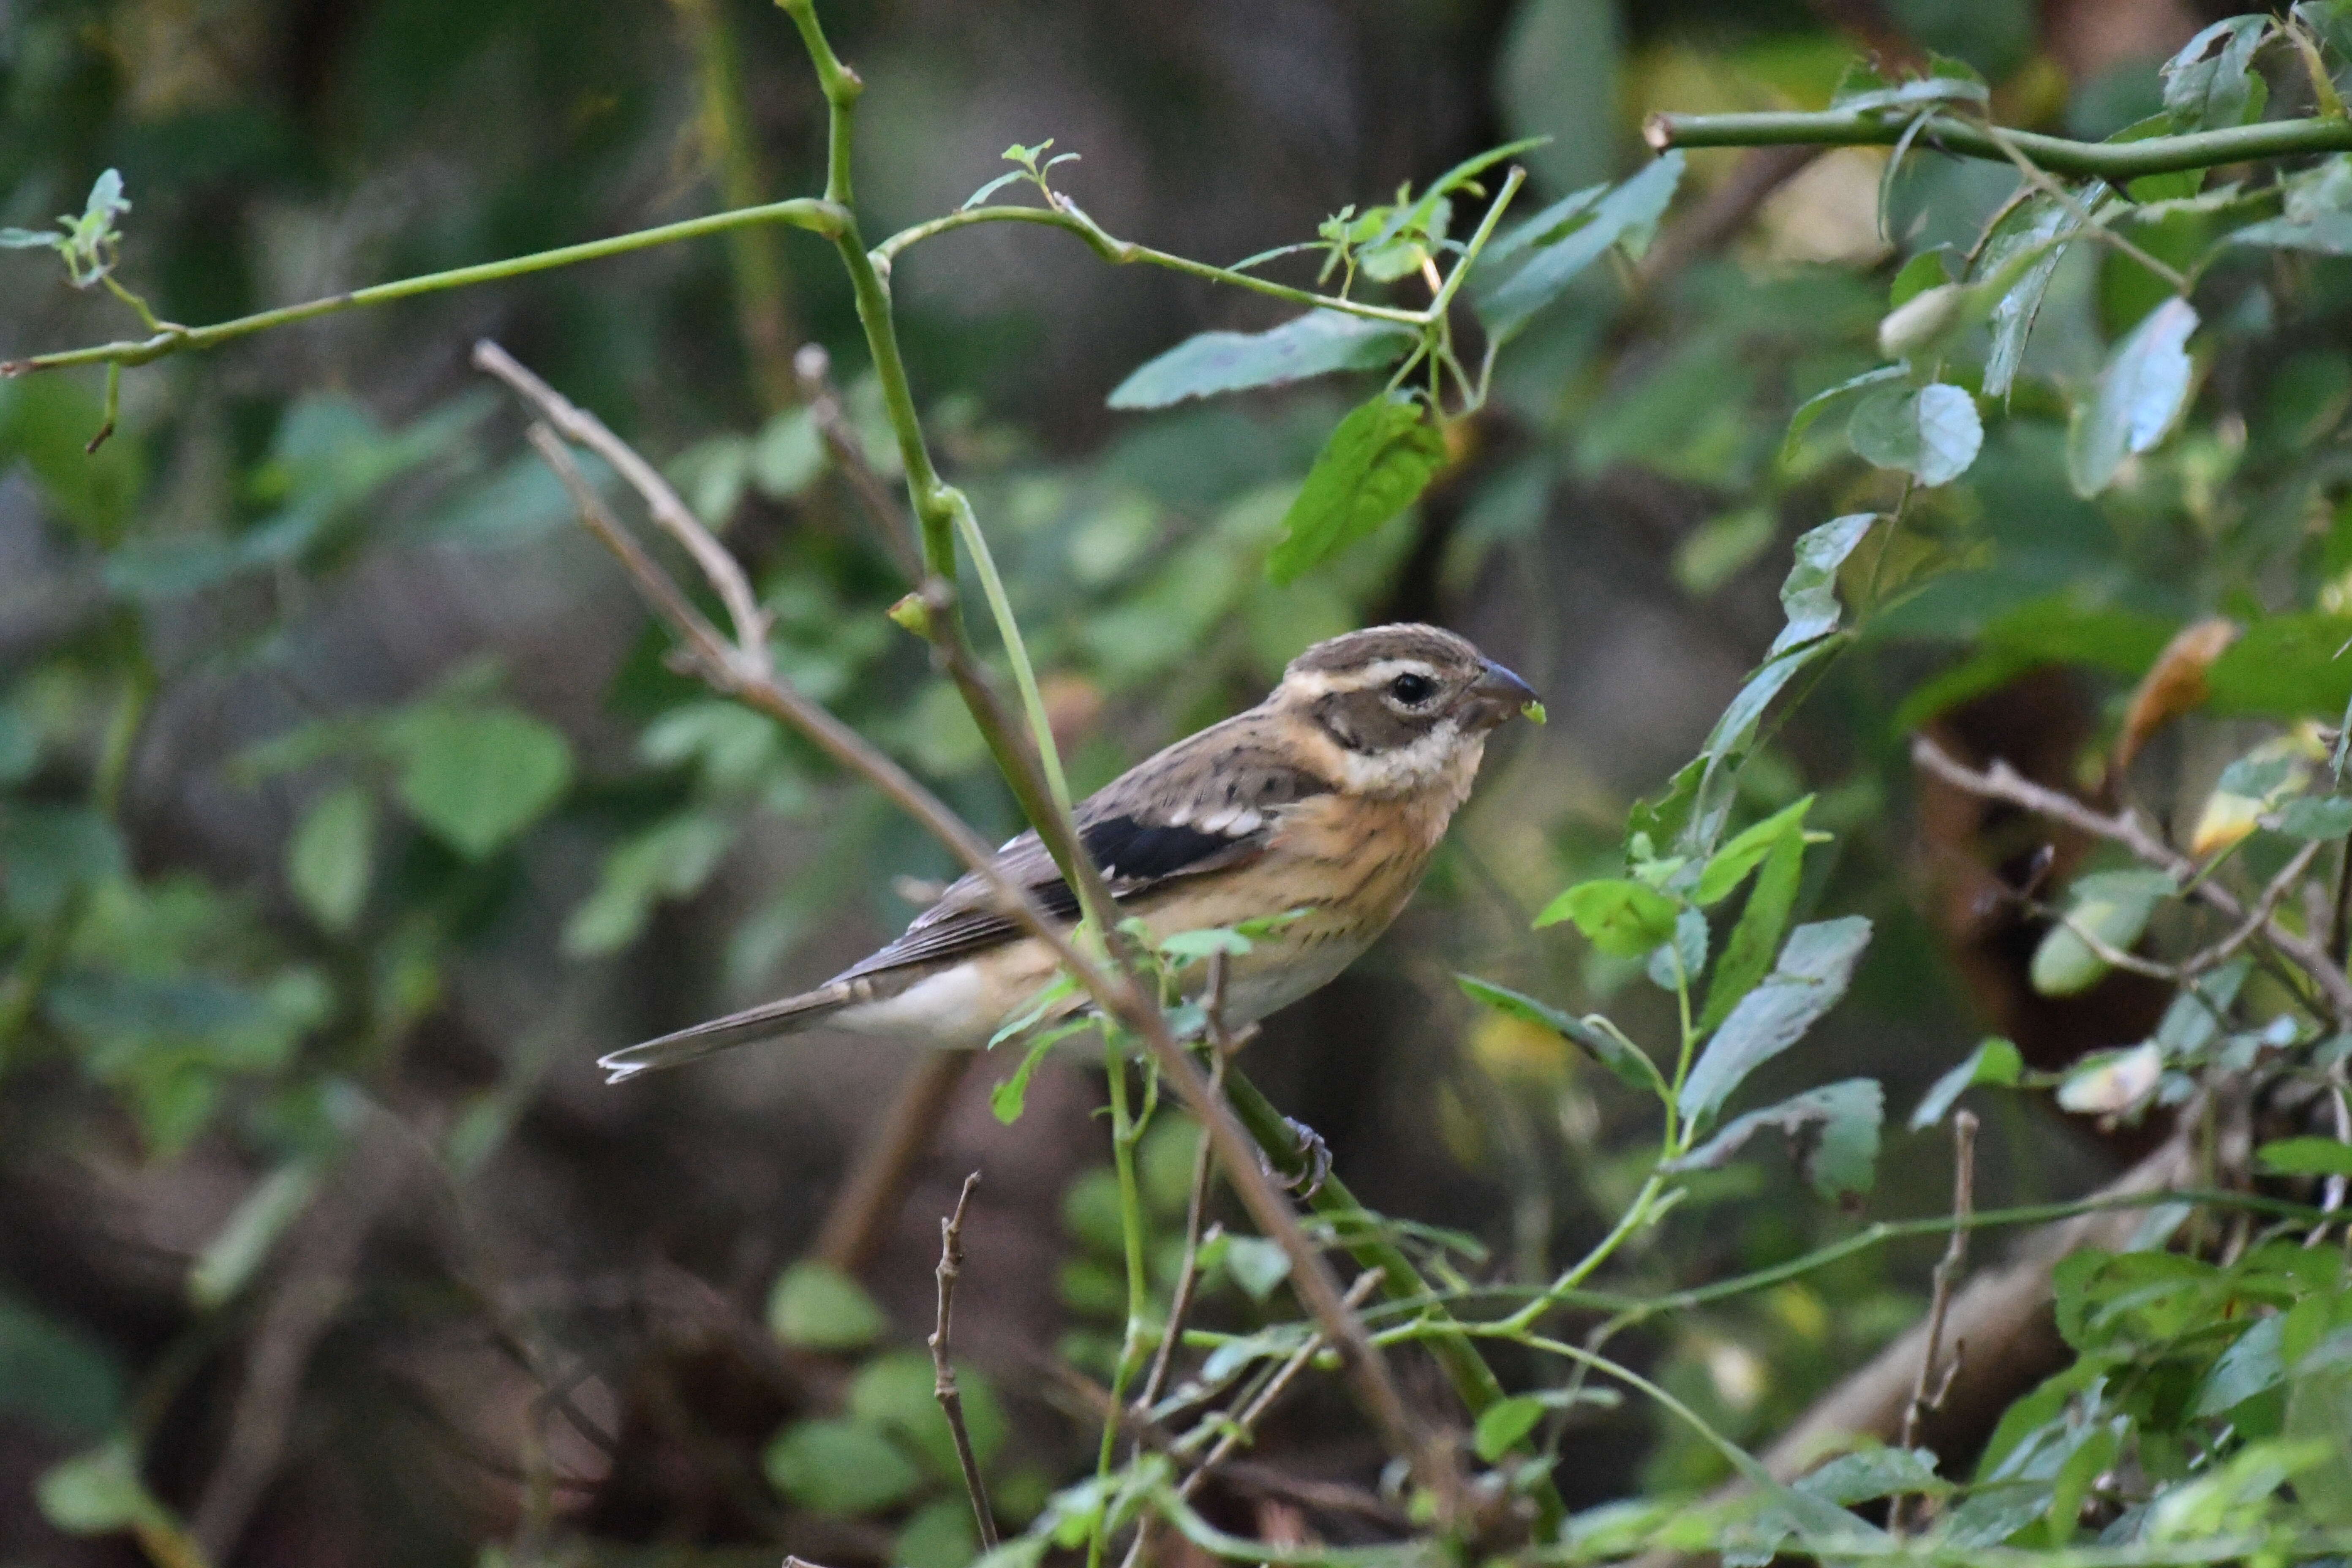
930,1173 -> 999,1550
1645,108 -> 2352,181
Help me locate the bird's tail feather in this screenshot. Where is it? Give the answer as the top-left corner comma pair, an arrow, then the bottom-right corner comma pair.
598,984 -> 854,1083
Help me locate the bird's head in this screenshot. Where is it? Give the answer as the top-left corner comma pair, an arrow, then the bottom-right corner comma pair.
1269,623 -> 1541,798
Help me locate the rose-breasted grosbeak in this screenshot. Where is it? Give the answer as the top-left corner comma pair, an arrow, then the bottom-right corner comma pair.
600,623 -> 1538,1081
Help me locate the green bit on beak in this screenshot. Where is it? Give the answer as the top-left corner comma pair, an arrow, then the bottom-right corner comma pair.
1522,700 -> 1546,725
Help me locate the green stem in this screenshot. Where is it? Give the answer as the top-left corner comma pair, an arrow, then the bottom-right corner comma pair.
1644,109 -> 2352,180
1224,1071 -> 1570,1536
870,205 -> 1426,325
673,0 -> 800,410
5,199 -> 845,376
775,0 -> 861,206
1093,1036 -> 1152,1568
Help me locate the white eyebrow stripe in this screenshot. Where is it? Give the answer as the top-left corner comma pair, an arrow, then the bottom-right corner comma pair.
1285,659 -> 1445,699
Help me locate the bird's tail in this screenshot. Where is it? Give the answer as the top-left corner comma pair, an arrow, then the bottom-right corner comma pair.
597,983 -> 855,1083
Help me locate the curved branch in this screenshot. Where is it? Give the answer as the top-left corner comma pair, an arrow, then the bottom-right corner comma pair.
3,199 -> 844,376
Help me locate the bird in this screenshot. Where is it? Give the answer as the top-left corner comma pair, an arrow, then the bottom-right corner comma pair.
598,623 -> 1540,1083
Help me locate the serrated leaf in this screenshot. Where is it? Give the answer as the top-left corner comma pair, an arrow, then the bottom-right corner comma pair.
1264,393 -> 1446,584
1108,310 -> 1417,409
2161,16 -> 2273,132
389,705 -> 572,859
1664,1078 -> 1884,1201
1535,877 -> 1681,955
2067,298 -> 2198,497
1980,191 -> 2099,399
1848,383 -> 1982,487
287,784 -> 375,934
1680,917 -> 1873,1123
1473,152 -> 1683,344
767,1261 -> 888,1351
1910,1037 -> 2024,1130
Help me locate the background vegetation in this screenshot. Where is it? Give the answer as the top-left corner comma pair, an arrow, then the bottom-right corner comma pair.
4,0 -> 2352,1564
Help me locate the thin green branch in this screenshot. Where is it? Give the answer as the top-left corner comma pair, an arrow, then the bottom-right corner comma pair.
775,0 -> 861,206
870,204 -> 1427,326
3,199 -> 844,376
1645,109 -> 2352,180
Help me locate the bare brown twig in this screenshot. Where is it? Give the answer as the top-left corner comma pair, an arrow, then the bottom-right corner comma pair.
1182,1267 -> 1386,1500
1890,1110 -> 1976,1535
930,1171 -> 999,1549
1911,735 -> 2352,1024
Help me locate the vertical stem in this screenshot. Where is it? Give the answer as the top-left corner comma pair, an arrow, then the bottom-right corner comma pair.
673,0 -> 799,410
775,0 -> 860,207
1092,1037 -> 1152,1568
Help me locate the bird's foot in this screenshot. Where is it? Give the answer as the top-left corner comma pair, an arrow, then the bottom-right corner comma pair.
1260,1115 -> 1331,1200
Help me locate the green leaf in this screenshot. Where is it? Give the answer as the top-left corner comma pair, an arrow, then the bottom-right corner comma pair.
562,812 -> 737,957
764,1417 -> 924,1515
1473,151 -> 1683,344
1680,917 -> 1873,1123
0,1295 -> 122,1441
1473,1395 -> 1547,1463
1455,974 -> 1665,1095
1794,1446 -> 1947,1505
2194,1313 -> 2287,1416
750,406 -> 825,498
1980,191 -> 2098,400
2054,1040 -> 2162,1116
990,1021 -> 1086,1124
1663,1078 -> 1884,1202
2257,1136 -> 2352,1177
1108,310 -> 1417,410
1222,1235 -> 1292,1302
2066,298 -> 2198,497
1534,877 -> 1681,956
897,1499 -> 981,1568
287,784 -> 375,934
2029,868 -> 2174,996
849,1349 -> 1008,1476
1769,512 -> 1877,660
1264,394 -> 1446,585
2287,1332 -> 2352,1524
36,1440 -> 162,1535
0,375 -> 150,545
388,705 -> 573,859
1695,797 -> 1814,906
1847,383 -> 1982,487
1644,905 -> 1709,992
0,804 -> 127,920
767,1260 -> 888,1351
1909,1037 -> 2024,1130
189,1162 -> 321,1308
1696,821 -> 1809,1036
0,227 -> 63,249
2160,16 -> 2273,131
2275,795 -> 2352,840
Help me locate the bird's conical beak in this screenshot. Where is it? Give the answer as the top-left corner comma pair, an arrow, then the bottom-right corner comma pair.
1471,660 -> 1542,729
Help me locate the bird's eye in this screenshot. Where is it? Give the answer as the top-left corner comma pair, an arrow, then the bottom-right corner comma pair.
1388,672 -> 1437,706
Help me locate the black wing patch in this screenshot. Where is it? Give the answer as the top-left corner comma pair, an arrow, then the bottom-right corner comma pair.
836,753 -> 1330,983
1082,815 -> 1242,886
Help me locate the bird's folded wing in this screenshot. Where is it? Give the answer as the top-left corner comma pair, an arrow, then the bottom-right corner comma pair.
838,741 -> 1329,982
